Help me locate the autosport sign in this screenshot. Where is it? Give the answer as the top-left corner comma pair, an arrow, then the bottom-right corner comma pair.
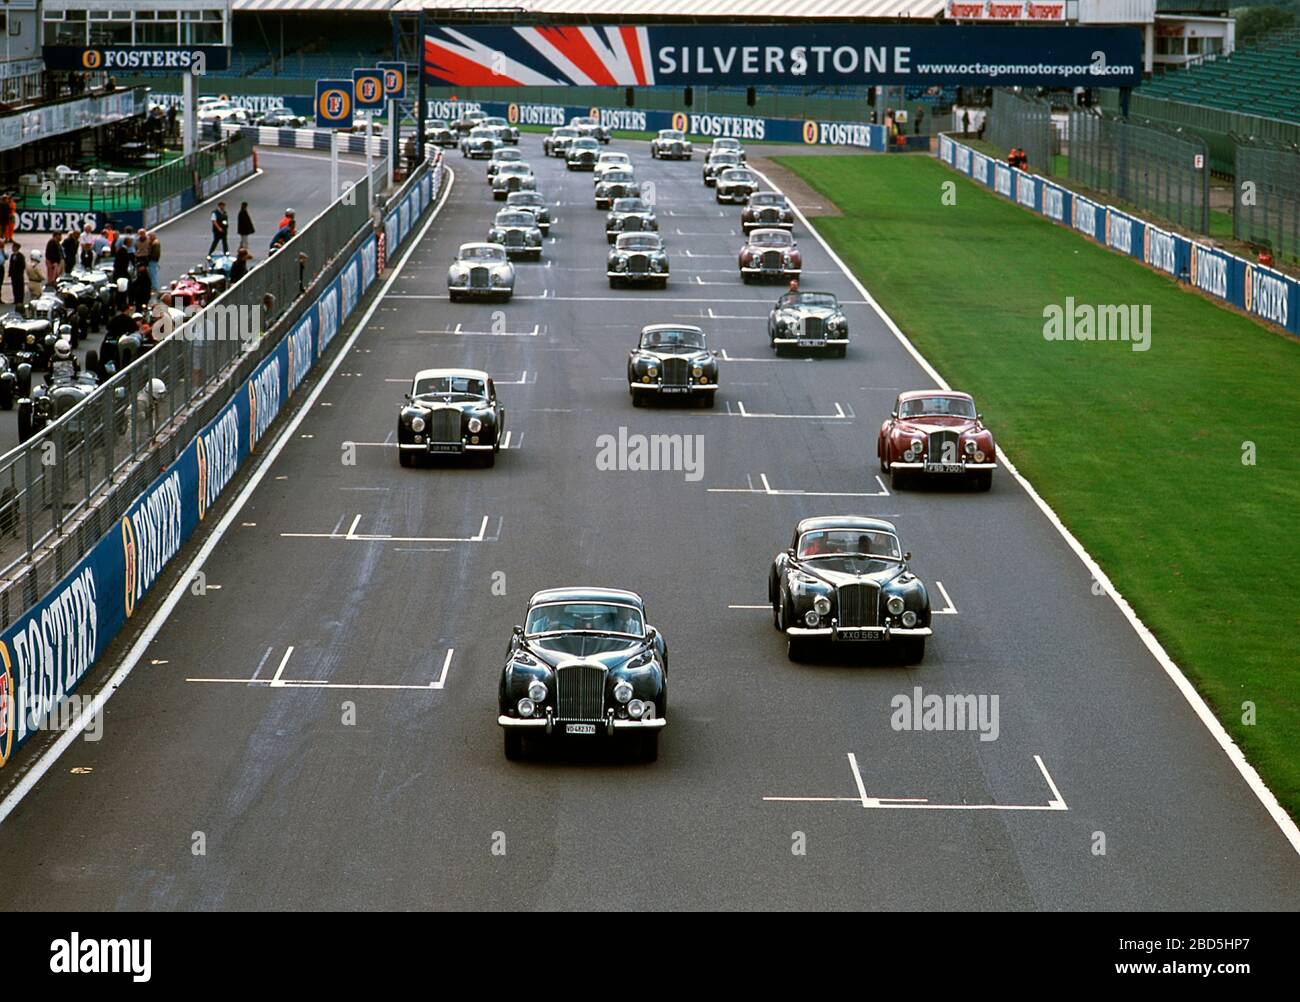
423,24 -> 1142,87
42,46 -> 231,73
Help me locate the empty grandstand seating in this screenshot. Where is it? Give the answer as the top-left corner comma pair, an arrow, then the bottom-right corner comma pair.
1140,28 -> 1300,123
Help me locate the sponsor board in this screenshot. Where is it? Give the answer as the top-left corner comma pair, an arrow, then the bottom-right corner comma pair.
42,46 -> 231,72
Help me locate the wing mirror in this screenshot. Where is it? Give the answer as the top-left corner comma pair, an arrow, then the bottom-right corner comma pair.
903,552 -> 912,564
512,625 -> 523,638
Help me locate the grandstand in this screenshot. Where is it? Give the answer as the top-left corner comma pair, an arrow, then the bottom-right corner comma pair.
1137,26 -> 1300,122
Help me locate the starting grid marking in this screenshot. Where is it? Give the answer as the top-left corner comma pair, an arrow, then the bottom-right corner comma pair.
187,646 -> 455,691
708,472 -> 889,498
763,754 -> 1068,812
280,513 -> 496,544
415,323 -> 542,338
383,371 -> 536,385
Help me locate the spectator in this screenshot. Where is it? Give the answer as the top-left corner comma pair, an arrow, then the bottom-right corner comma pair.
44,233 -> 63,285
269,223 -> 294,253
229,246 -> 250,284
237,201 -> 255,250
113,239 -> 131,282
2,195 -> 15,242
167,103 -> 178,139
105,300 -> 137,341
130,260 -> 152,311
209,201 -> 229,255
977,116 -> 987,141
261,292 -> 276,326
78,222 -> 96,269
62,228 -> 79,274
961,109 -> 971,137
278,207 -> 296,232
25,255 -> 44,300
146,231 -> 161,291
6,242 -> 23,306
0,198 -> 9,244
914,108 -> 925,136
1258,248 -> 1274,268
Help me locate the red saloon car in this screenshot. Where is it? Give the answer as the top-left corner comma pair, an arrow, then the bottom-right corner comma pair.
739,228 -> 801,283
877,390 -> 997,491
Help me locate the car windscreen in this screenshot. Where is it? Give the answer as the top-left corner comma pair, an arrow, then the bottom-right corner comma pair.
461,246 -> 505,262
618,235 -> 662,251
782,292 -> 838,309
751,231 -> 793,247
572,139 -> 599,150
721,171 -> 756,183
414,376 -> 486,398
641,328 -> 705,350
494,150 -> 522,160
750,193 -> 785,206
495,213 -> 533,227
798,529 -> 901,560
508,193 -> 542,205
602,171 -> 634,183
526,602 -> 644,638
899,396 -> 977,419
659,131 -> 685,140
612,199 -> 647,212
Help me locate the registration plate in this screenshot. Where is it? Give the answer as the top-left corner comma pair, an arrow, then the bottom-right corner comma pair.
924,462 -> 965,474
836,627 -> 887,642
428,443 -> 463,453
659,386 -> 689,394
565,723 -> 596,735
799,338 -> 826,347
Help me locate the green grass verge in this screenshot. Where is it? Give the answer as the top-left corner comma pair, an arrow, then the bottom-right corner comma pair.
773,153 -> 1300,819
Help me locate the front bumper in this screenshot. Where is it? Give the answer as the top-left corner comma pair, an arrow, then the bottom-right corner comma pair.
449,284 -> 511,298
463,148 -> 493,159
717,189 -> 755,203
498,712 -> 667,733
399,440 -> 496,453
567,160 -> 596,170
742,264 -> 801,277
786,625 -> 933,639
888,461 -> 997,473
772,335 -> 848,346
743,219 -> 794,231
608,270 -> 669,282
630,380 -> 717,393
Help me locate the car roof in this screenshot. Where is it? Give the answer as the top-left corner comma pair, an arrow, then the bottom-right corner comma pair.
642,323 -> 701,334
529,587 -> 645,609
898,389 -> 974,402
459,241 -> 505,252
414,367 -> 490,382
796,516 -> 898,535
749,227 -> 792,238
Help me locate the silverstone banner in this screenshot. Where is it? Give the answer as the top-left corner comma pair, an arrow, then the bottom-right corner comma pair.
938,134 -> 1299,335
0,162 -> 441,768
423,24 -> 1142,88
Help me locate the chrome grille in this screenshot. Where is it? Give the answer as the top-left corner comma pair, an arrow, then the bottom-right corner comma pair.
628,253 -> 649,274
623,216 -> 642,232
469,267 -> 489,289
762,250 -> 782,270
429,409 -> 460,443
837,582 -> 880,628
507,176 -> 521,190
505,230 -> 524,247
556,663 -> 606,721
927,429 -> 960,464
802,316 -> 825,339
760,208 -> 779,222
670,142 -> 682,154
661,357 -> 688,386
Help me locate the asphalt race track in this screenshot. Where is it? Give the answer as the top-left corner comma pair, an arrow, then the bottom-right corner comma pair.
1,135 -> 1297,910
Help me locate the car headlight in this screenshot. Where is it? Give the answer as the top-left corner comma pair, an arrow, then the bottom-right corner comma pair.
527,680 -> 547,702
627,699 -> 645,720
975,450 -> 986,462
614,258 -> 627,271
813,595 -> 831,615
887,596 -> 906,616
489,231 -> 502,241
410,415 -> 426,433
804,610 -> 820,627
692,365 -> 703,377
614,680 -> 633,704
783,252 -> 793,265
528,232 -> 540,244
651,259 -> 664,272
468,417 -> 483,433
964,440 -> 976,455
901,610 -> 918,628
517,697 -> 535,718
491,272 -> 507,286
647,365 -> 658,377
911,438 -> 923,453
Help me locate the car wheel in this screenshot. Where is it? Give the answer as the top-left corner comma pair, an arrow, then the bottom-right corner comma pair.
0,383 -> 11,411
16,401 -> 32,444
504,730 -> 524,761
771,340 -> 783,358
609,277 -> 618,289
698,391 -> 716,409
448,290 -> 459,303
787,637 -> 808,663
973,470 -> 993,492
897,638 -> 926,666
639,732 -> 659,763
631,391 -> 644,407
399,449 -> 413,468
834,345 -> 847,359
890,465 -> 909,492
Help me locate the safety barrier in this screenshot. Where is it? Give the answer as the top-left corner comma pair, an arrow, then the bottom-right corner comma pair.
0,155 -> 446,768
937,134 -> 1299,337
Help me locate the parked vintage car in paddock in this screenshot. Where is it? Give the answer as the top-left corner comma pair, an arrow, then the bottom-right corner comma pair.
485,147 -> 525,178
506,190 -> 551,234
593,150 -> 632,180
594,169 -> 639,210
715,166 -> 761,204
497,586 -> 667,761
488,209 -> 544,260
769,516 -> 931,664
650,129 -> 693,159
447,242 -> 515,302
608,233 -> 669,289
565,136 -> 601,170
424,118 -> 457,147
480,115 -> 519,144
397,368 -> 505,468
460,125 -> 500,158
568,115 -> 610,143
710,137 -> 747,162
1,309 -> 55,371
490,161 -> 537,199
877,390 -> 997,491
605,197 -> 658,243
17,363 -> 106,444
768,289 -> 849,357
627,324 -> 718,407
742,191 -> 796,233
739,228 -> 801,282
543,126 -> 580,157
702,149 -> 741,186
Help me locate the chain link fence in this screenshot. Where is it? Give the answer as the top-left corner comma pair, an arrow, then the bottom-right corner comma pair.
988,89 -> 1055,176
1233,140 -> 1300,263
1068,110 -> 1210,234
0,156 -> 393,628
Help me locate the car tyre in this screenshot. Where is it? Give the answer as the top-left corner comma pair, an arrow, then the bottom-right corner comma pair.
631,391 -> 644,407
16,401 -> 32,444
503,730 -> 524,761
639,732 -> 659,763
897,638 -> 926,666
698,391 -> 715,409
399,449 -> 413,468
0,382 -> 12,411
973,470 -> 993,492
890,465 -> 909,492
787,637 -> 809,663
834,345 -> 847,359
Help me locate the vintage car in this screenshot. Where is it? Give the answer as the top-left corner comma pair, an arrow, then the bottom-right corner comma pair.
424,118 -> 457,147
769,516 -> 931,664
490,161 -> 537,199
594,169 -> 639,210
485,147 -> 525,177
459,125 -> 500,158
877,390 -> 996,491
768,289 -> 849,357
453,109 -> 488,134
505,190 -> 551,234
447,242 -> 515,302
710,137 -> 747,162
739,228 -> 801,282
397,367 -> 505,468
593,150 -> 632,180
497,586 -> 667,761
17,366 -> 103,444
702,150 -> 741,186
0,353 -> 15,409
742,191 -> 795,233
608,233 -> 669,289
605,197 -> 657,243
568,115 -> 610,143
543,126 -> 581,157
565,136 -> 601,170
627,324 -> 717,407
488,209 -> 544,260
715,166 -> 760,204
2,310 -> 56,371
480,115 -> 520,144
650,129 -> 693,160
255,107 -> 308,128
